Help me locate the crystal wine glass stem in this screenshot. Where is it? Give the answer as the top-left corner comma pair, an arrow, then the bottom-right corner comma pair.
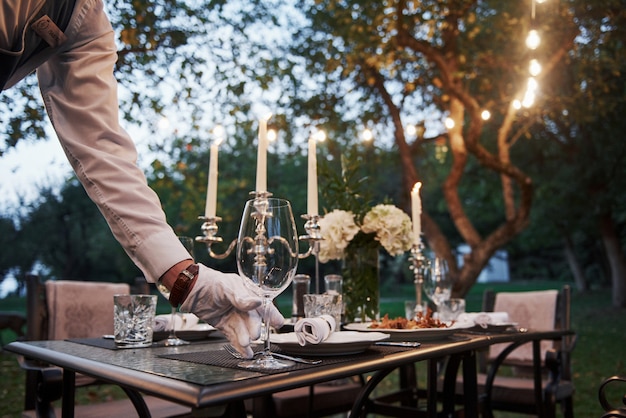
262,296 -> 272,355
168,306 -> 177,338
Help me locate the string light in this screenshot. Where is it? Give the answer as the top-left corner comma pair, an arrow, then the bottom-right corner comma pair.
525,29 -> 541,50
517,0 -> 547,109
481,110 -> 491,120
529,59 -> 542,76
362,128 -> 373,142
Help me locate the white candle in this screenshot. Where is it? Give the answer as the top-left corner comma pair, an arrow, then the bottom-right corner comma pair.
307,135 -> 318,216
411,182 -> 422,245
205,139 -> 220,218
255,115 -> 270,192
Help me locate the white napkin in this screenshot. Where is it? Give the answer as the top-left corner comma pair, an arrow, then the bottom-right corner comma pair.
294,315 -> 337,346
457,312 -> 510,328
153,313 -> 199,332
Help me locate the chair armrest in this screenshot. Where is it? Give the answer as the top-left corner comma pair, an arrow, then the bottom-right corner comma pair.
18,356 -> 63,417
482,337 -> 558,404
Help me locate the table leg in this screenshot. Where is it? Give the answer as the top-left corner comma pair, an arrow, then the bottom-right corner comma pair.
427,358 -> 438,418
61,369 -> 75,418
462,351 -> 478,418
533,340 -> 545,418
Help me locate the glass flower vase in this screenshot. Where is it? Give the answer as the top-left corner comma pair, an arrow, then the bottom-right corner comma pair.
342,236 -> 380,323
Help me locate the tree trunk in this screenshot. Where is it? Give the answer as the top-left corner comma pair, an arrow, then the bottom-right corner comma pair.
599,213 -> 626,308
563,235 -> 588,293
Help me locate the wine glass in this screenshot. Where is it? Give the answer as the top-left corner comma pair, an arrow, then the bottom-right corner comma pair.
236,197 -> 299,370
423,257 -> 452,318
155,236 -> 195,346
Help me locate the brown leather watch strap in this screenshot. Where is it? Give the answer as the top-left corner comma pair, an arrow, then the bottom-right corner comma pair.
169,263 -> 199,307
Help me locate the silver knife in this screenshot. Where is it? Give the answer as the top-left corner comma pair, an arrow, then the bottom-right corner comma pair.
375,341 -> 421,348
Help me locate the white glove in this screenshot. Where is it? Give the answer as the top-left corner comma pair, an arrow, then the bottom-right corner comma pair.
180,264 -> 284,358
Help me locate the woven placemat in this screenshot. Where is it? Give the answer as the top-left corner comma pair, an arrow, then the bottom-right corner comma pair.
158,345 -> 412,375
68,334 -> 226,350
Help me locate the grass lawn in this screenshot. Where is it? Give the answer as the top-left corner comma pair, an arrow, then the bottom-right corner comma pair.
1,280 -> 625,417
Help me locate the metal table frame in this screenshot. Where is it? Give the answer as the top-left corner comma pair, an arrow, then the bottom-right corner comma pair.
5,329 -> 572,418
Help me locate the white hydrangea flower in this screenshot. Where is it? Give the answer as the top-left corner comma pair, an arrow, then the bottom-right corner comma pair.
361,204 -> 413,256
317,209 -> 360,262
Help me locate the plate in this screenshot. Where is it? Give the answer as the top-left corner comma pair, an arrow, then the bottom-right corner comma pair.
269,331 -> 390,356
153,324 -> 216,342
343,321 -> 475,342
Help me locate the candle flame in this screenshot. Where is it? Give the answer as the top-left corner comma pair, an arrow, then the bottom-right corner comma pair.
267,129 -> 277,142
213,124 -> 225,145
313,130 -> 326,142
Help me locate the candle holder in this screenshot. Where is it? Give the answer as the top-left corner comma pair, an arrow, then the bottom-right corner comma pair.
409,240 -> 430,315
299,214 -> 324,293
196,190 -> 322,262
195,215 -> 238,260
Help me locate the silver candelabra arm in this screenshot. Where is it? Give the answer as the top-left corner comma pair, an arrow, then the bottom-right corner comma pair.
195,216 -> 237,259
297,214 -> 323,260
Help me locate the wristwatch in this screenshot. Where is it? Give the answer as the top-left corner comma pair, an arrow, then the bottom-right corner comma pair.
168,263 -> 199,307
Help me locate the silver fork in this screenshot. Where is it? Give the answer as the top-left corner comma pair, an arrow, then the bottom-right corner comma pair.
222,344 -> 321,365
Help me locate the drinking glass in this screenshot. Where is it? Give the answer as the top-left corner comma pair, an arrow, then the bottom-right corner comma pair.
236,197 -> 298,369
155,236 -> 195,346
423,257 -> 452,315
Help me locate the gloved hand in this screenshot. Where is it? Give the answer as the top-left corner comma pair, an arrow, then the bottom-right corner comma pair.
180,264 -> 284,358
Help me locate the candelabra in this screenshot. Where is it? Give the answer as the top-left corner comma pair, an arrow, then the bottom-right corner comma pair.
409,240 -> 430,315
196,191 -> 322,272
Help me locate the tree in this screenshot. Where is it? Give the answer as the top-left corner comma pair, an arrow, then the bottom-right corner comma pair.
269,0 -> 583,296
17,180 -> 139,282
2,0 -> 625,306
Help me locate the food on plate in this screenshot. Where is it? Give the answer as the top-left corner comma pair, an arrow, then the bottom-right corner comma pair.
369,311 -> 451,330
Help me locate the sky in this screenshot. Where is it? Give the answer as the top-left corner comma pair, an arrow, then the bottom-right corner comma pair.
0,118 -> 164,214
0,135 -> 71,211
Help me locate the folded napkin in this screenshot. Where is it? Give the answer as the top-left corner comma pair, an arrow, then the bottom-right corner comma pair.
294,315 -> 336,346
153,313 -> 199,332
457,312 -> 510,328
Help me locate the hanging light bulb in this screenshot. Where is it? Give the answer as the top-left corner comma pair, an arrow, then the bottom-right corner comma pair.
522,91 -> 535,108
529,59 -> 542,76
362,128 -> 373,142
526,29 -> 541,50
444,117 -> 455,130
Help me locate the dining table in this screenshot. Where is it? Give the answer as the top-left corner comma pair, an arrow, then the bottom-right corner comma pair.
4,324 -> 573,418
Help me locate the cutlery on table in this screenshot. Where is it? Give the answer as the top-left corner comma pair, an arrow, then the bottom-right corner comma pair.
222,344 -> 322,365
375,341 -> 421,348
